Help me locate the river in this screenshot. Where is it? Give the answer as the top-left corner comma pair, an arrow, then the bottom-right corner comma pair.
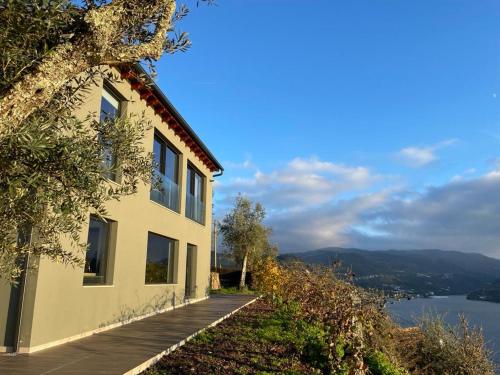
387,295 -> 500,372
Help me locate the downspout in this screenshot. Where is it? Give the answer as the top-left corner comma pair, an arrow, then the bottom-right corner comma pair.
211,169 -> 223,270
213,170 -> 224,177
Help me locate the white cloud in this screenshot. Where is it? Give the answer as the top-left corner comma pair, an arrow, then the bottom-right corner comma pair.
216,157 -> 382,212
268,191 -> 391,251
349,172 -> 500,258
397,139 -> 458,167
223,155 -> 256,170
216,155 -> 500,258
398,147 -> 436,167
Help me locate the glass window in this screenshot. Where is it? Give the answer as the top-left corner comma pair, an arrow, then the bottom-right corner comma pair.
145,232 -> 177,284
100,88 -> 120,122
186,164 -> 205,224
165,147 -> 178,182
153,136 -> 166,175
100,86 -> 121,181
151,133 -> 180,211
84,216 -> 111,285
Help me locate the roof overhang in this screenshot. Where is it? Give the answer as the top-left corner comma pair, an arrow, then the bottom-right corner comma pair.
118,64 -> 224,174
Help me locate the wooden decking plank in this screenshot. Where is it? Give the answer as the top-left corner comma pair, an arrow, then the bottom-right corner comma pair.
0,295 -> 257,375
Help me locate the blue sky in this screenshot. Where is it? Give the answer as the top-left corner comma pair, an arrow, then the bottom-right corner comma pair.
155,0 -> 500,257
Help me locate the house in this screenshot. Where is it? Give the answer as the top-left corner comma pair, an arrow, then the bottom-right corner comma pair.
0,65 -> 223,354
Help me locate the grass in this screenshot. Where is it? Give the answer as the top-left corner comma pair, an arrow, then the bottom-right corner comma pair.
210,286 -> 258,295
143,299 -> 317,374
143,299 -> 405,375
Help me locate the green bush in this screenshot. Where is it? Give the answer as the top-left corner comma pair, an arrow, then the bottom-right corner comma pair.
298,321 -> 329,369
255,303 -> 330,370
365,351 -> 406,375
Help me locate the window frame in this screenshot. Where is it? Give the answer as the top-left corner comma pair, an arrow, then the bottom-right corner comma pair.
186,162 -> 205,201
153,131 -> 180,184
83,215 -> 115,286
100,82 -> 125,182
145,232 -> 178,285
186,162 -> 206,224
151,131 -> 181,212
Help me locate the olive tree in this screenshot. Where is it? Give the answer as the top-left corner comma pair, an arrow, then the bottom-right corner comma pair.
0,0 -> 210,281
219,196 -> 276,289
0,0 -> 213,132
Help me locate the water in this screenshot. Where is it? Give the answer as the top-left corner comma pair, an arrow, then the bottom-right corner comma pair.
388,295 -> 500,372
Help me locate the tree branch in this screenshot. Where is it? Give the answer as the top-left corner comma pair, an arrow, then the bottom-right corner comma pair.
0,0 -> 177,133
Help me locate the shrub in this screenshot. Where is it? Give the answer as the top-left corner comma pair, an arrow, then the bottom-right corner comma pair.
253,258 -> 495,375
365,351 -> 407,375
395,314 -> 496,375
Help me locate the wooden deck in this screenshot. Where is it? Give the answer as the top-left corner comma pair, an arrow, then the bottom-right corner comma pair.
0,294 -> 258,375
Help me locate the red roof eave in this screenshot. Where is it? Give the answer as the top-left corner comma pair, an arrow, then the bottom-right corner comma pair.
119,66 -> 220,173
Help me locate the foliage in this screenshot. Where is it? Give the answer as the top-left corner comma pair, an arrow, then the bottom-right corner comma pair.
0,0 -> 215,130
145,299 -> 321,374
219,195 -> 276,288
0,0 -> 211,280
0,95 -> 153,280
220,195 -> 268,266
394,314 -> 496,375
365,352 -> 406,375
253,258 -> 495,375
0,0 -> 80,94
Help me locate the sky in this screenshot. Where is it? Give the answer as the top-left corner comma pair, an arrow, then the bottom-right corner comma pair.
155,0 -> 500,258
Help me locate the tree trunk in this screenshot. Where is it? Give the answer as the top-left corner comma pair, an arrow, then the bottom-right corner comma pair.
0,0 -> 176,133
0,42 -> 91,133
239,250 -> 249,290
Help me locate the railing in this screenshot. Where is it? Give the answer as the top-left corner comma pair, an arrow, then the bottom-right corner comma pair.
186,193 -> 205,224
150,171 -> 180,212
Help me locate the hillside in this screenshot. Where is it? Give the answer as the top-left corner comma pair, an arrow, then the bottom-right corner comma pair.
279,247 -> 500,295
467,279 -> 500,303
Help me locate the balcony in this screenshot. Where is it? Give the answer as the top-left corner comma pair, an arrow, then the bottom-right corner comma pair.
186,193 -> 205,224
150,171 -> 179,212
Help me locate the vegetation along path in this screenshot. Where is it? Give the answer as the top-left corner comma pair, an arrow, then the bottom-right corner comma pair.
143,298 -> 319,375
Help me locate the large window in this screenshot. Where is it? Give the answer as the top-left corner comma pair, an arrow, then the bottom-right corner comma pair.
84,216 -> 112,285
186,164 -> 205,224
151,133 -> 180,211
145,232 -> 177,284
100,85 -> 121,181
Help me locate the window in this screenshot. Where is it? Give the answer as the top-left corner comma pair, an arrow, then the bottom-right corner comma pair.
84,216 -> 112,285
186,164 -> 205,224
100,85 -> 121,181
145,232 -> 177,284
151,133 -> 180,211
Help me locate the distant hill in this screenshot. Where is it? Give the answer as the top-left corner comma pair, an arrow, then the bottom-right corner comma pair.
279,247 -> 500,296
467,279 -> 500,303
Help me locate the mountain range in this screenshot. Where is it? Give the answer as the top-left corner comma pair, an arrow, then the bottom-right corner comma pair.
467,278 -> 500,303
278,247 -> 500,296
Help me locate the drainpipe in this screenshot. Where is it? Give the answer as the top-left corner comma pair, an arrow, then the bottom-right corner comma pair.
211,169 -> 223,269
213,220 -> 218,270
213,169 -> 224,178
